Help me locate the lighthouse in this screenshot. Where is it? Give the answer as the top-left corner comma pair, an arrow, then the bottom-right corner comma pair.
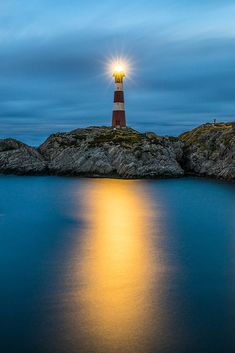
112,65 -> 126,128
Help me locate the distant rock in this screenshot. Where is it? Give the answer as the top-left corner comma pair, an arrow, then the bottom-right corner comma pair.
0,123 -> 234,180
0,138 -> 47,175
179,122 -> 235,181
39,127 -> 184,178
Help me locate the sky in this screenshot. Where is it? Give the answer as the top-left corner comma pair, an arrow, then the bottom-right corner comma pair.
0,0 -> 235,145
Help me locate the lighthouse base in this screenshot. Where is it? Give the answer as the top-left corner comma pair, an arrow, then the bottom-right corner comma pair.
112,111 -> 126,128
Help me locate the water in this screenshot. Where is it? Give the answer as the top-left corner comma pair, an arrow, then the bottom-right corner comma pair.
0,176 -> 234,353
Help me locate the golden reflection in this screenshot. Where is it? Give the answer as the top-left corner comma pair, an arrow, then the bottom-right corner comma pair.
67,179 -> 166,353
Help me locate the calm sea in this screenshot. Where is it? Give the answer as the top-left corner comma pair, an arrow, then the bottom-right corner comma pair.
0,176 -> 234,353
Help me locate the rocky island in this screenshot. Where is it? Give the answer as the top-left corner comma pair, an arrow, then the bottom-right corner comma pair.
0,122 -> 234,181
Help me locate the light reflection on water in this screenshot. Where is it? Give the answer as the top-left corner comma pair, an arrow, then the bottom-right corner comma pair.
64,179 -> 168,353
0,177 -> 234,353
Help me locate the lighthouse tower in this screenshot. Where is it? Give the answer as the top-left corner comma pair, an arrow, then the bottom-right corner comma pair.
112,65 -> 126,128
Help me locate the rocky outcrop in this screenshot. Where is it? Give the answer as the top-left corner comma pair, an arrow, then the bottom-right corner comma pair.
179,123 -> 235,181
0,123 -> 234,180
0,138 -> 46,175
39,127 -> 184,178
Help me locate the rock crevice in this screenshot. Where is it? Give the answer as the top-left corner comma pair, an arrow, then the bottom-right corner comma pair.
179,123 -> 234,180
0,123 -> 234,180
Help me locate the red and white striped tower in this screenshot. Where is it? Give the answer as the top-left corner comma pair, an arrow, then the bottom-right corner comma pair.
112,65 -> 126,128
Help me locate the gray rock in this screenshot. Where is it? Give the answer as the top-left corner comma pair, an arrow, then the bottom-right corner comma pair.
179,122 -> 235,181
0,138 -> 47,175
39,127 -> 184,178
0,123 -> 234,180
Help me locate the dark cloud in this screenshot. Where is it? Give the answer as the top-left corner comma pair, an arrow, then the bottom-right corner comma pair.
0,1 -> 234,144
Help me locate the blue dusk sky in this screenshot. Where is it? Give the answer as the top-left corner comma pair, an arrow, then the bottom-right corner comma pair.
0,0 -> 235,145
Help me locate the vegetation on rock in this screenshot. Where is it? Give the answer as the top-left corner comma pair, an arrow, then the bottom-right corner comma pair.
179,122 -> 234,180
0,123 -> 234,180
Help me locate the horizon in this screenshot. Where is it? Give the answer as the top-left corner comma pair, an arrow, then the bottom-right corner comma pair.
2,120 -> 234,148
1,0 -> 235,145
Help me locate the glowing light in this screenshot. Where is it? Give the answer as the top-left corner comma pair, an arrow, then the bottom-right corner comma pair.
114,64 -> 124,73
104,54 -> 136,83
106,57 -> 131,78
112,62 -> 126,77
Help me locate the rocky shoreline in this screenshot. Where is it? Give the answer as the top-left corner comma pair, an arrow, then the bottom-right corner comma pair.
0,123 -> 234,181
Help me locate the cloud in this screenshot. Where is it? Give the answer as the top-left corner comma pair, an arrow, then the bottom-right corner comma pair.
0,0 -> 234,144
